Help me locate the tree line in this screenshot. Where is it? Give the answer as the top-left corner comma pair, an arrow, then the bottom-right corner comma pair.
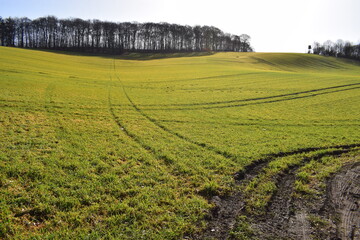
0,16 -> 253,53
312,40 -> 360,60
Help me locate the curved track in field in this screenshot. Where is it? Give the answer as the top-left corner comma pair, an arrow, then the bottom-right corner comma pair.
250,153 -> 359,240
107,76 -> 176,168
138,82 -> 360,108
139,84 -> 360,111
111,60 -> 239,163
194,145 -> 360,240
111,59 -> 360,167
111,58 -> 360,239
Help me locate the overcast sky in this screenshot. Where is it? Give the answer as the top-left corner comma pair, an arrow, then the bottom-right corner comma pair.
1,0 -> 359,52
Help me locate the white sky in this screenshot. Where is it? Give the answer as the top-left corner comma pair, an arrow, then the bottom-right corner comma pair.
1,0 -> 359,52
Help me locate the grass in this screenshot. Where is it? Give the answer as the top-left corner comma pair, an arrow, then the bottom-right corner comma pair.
229,216 -> 257,240
0,47 -> 359,239
294,150 -> 360,198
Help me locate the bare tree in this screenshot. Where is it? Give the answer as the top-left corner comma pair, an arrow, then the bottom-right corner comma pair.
0,16 -> 254,53
313,40 -> 360,60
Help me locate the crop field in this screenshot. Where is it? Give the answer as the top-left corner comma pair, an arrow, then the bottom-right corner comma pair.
0,47 -> 359,239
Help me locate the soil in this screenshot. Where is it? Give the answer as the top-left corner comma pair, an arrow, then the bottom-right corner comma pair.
327,162 -> 360,240
195,159 -> 270,240
194,150 -> 360,240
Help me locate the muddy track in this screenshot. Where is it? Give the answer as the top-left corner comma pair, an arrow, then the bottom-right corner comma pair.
110,60 -> 360,239
328,162 -> 360,240
250,149 -> 354,239
195,145 -> 360,240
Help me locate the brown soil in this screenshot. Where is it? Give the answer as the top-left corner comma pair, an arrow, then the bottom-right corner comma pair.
193,149 -> 360,240
327,162 -> 360,240
193,160 -> 269,240
262,161 -> 360,240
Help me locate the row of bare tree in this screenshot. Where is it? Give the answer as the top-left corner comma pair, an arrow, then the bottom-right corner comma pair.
312,40 -> 360,60
0,16 -> 253,53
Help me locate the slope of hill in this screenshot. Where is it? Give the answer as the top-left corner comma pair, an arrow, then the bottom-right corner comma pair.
0,47 -> 359,239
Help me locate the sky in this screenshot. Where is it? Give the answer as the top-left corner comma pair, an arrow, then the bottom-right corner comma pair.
1,0 -> 359,52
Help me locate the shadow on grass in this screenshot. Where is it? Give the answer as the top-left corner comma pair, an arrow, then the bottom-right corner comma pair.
119,51 -> 215,60
24,47 -> 215,60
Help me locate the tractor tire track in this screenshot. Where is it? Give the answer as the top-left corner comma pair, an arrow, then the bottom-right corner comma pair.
142,85 -> 360,111
112,60 -> 239,163
234,143 -> 360,181
107,77 -> 176,167
137,82 -> 360,108
251,149 -> 354,239
327,162 -> 360,240
111,59 -> 360,239
196,145 -> 360,240
250,148 -> 359,240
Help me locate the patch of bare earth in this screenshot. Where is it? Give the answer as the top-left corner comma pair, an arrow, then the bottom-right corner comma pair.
194,150 -> 359,240
251,161 -> 360,240
327,162 -> 360,240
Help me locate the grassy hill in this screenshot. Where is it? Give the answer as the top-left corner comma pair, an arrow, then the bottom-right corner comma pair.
0,47 -> 359,239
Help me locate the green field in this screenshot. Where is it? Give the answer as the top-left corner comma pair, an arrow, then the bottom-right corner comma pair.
1,47 -> 360,239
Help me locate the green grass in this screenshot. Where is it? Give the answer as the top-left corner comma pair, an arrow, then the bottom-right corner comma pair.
0,47 -> 359,239
294,150 -> 360,198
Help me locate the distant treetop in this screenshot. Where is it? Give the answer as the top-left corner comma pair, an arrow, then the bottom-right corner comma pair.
0,16 -> 253,53
312,40 -> 360,61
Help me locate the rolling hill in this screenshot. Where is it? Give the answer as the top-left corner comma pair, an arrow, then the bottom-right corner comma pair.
0,47 -> 359,239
